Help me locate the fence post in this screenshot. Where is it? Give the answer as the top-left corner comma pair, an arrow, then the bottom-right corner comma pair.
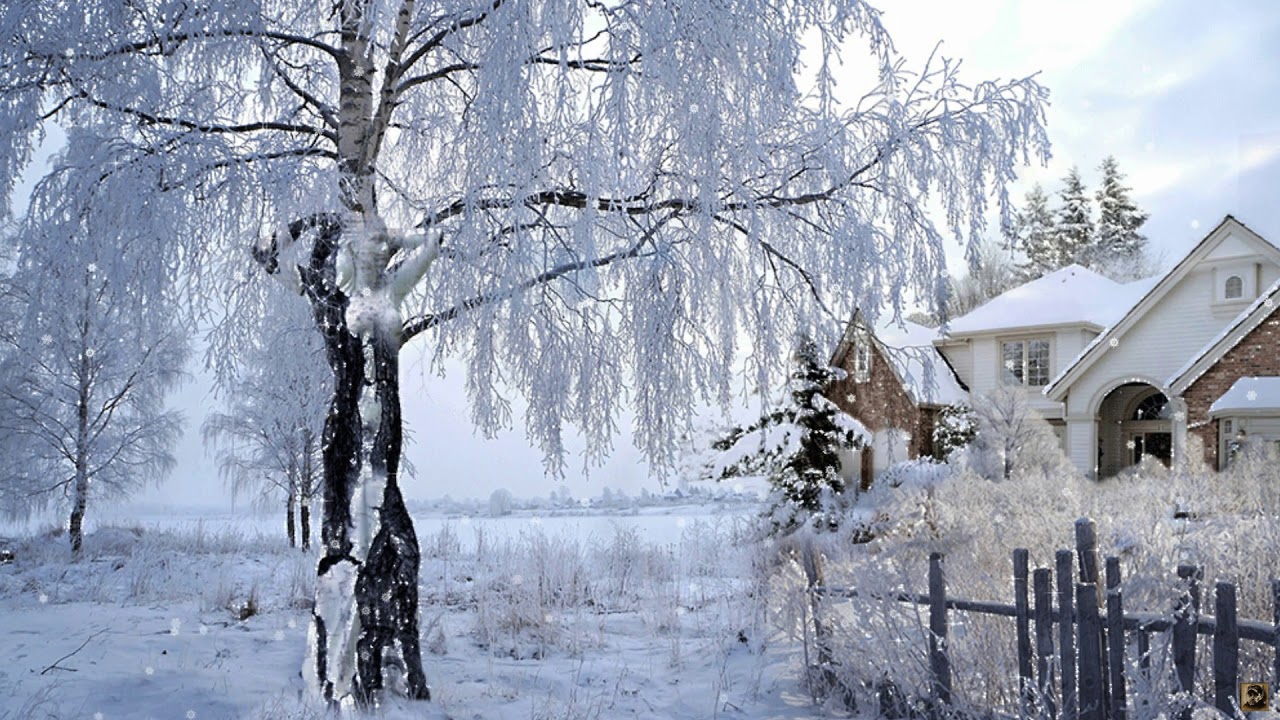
1173,564 -> 1202,720
1056,549 -> 1077,720
1105,557 -> 1126,720
1033,568 -> 1057,720
1213,581 -> 1238,715
929,552 -> 951,711
1016,548 -> 1034,718
1076,583 -> 1104,720
1074,519 -> 1109,716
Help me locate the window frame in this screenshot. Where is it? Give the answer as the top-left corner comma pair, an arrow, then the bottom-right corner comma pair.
1225,275 -> 1244,299
999,335 -> 1053,388
852,326 -> 873,383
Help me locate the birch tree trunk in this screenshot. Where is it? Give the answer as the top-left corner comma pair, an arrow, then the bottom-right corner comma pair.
287,489 -> 297,549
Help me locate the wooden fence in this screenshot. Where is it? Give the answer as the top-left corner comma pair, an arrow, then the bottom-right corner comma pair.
818,517 -> 1280,719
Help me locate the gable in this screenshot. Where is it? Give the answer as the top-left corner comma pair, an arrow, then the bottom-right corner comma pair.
1044,215 -> 1280,402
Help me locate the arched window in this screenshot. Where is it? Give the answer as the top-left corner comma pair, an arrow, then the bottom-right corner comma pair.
1132,393 -> 1170,420
1225,275 -> 1244,299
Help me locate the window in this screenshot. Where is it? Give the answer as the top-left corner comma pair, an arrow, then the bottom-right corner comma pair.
1132,393 -> 1170,420
853,328 -> 872,383
1225,275 -> 1243,299
1001,337 -> 1051,387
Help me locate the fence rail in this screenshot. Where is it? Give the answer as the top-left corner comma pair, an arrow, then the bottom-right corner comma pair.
815,517 -> 1280,719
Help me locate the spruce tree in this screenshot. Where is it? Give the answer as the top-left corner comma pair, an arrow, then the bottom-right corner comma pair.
1055,166 -> 1096,268
1009,184 -> 1059,281
1094,156 -> 1151,280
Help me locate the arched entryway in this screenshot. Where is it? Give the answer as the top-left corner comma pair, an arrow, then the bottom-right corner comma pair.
1096,382 -> 1172,477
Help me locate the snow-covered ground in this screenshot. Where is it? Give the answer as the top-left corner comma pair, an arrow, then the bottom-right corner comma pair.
0,501 -> 829,720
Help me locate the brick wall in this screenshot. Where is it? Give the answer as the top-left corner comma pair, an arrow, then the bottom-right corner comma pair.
1183,312 -> 1280,469
826,336 -> 932,458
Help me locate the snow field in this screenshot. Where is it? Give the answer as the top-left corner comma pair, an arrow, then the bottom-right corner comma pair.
0,507 -> 827,719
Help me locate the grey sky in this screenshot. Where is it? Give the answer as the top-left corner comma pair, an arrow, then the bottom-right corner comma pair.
69,1 -> 1280,508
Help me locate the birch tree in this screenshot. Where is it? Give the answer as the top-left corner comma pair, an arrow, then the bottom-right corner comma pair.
203,287 -> 328,550
0,135 -> 187,554
0,0 -> 1050,706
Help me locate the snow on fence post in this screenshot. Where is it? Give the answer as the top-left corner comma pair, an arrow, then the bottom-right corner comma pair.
1213,581 -> 1238,715
1015,548 -> 1034,718
1056,550 -> 1078,720
1074,519 -> 1109,716
1105,557 -> 1127,720
1076,583 -> 1104,720
1173,564 -> 1202,720
1033,568 -> 1057,720
929,552 -> 951,711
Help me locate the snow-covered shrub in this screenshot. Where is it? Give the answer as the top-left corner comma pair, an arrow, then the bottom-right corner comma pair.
487,488 -> 514,517
932,404 -> 978,458
965,387 -> 1071,481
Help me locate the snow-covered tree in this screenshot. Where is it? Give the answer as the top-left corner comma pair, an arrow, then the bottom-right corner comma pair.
203,286 -> 329,550
0,139 -> 187,554
0,0 -> 1049,706
932,404 -> 977,458
966,387 -> 1067,482
1054,166 -> 1096,268
708,337 -> 867,533
1008,183 -> 1060,280
1093,156 -> 1152,281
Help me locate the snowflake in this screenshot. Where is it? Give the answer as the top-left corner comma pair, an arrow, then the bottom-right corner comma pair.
676,516 -> 687,528
287,618 -> 297,629
144,666 -> 155,676
94,713 -> 104,720
273,630 -> 284,641
187,711 -> 196,720
512,574 -> 524,586
199,625 -> 209,635
85,348 -> 96,358
690,103 -> 700,114
1267,298 -> 1275,309
87,263 -> 97,274
40,334 -> 52,346
1004,359 -> 1016,370
1108,338 -> 1119,348
1248,390 -> 1258,402
1125,440 -> 1136,450
1190,219 -> 1201,230
1174,411 -> 1186,422
38,593 -> 48,604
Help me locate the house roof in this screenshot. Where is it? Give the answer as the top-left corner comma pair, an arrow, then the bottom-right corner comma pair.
940,264 -> 1147,338
1166,277 -> 1280,394
1209,377 -> 1280,416
1044,215 -> 1280,401
832,310 -> 968,407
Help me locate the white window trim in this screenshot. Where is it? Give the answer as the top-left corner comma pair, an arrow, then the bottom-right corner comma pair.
998,334 -> 1053,388
853,327 -> 872,383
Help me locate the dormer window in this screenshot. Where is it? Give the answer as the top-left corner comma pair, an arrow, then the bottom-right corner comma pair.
1225,275 -> 1243,299
853,327 -> 872,383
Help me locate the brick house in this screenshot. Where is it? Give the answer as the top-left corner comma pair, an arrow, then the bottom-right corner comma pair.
826,309 -> 968,488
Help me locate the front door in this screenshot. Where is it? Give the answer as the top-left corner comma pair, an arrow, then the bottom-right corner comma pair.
1133,432 -> 1172,467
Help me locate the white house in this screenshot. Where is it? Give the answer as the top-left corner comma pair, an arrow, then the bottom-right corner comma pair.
934,215 -> 1280,478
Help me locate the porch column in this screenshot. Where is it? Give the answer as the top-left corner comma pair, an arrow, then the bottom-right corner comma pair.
1169,395 -> 1189,468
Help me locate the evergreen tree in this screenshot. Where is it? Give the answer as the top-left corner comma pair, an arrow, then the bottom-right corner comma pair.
1009,184 -> 1059,280
1093,156 -> 1151,280
705,336 -> 865,534
1055,166 -> 1096,268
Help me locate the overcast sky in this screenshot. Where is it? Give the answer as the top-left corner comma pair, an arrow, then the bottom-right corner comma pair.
69,1 -> 1280,509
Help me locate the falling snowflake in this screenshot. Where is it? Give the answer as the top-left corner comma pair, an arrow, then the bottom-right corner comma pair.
1248,390 -> 1258,402
40,334 -> 52,346
94,713 -> 104,720
676,517 -> 687,528
38,593 -> 48,604
186,711 -> 196,720
690,103 -> 700,114
87,262 -> 97,274
1190,219 -> 1201,230
85,348 -> 96,358
287,618 -> 297,629
512,574 -> 524,586
273,630 -> 284,641
1126,440 -> 1136,450
1108,338 -> 1119,348
1174,411 -> 1186,422
144,666 -> 155,676
1266,298 -> 1275,309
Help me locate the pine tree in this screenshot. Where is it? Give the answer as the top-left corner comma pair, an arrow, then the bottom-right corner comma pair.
1093,156 -> 1151,280
1009,184 -> 1059,281
1055,166 -> 1096,268
705,336 -> 865,534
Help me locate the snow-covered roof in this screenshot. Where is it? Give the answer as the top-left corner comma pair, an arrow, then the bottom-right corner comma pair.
873,318 -> 969,406
1166,277 -> 1280,392
942,265 -> 1155,337
1209,377 -> 1280,416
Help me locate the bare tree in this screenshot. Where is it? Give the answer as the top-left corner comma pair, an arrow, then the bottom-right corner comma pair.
0,0 -> 1049,705
203,285 -> 328,550
0,137 -> 187,554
